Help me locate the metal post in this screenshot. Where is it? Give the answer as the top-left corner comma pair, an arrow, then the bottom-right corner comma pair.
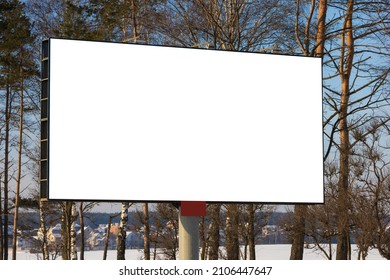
179,213 -> 199,260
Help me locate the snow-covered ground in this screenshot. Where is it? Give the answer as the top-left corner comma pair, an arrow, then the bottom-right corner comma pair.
15,244 -> 385,260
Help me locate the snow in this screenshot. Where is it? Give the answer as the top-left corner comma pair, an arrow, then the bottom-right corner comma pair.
15,244 -> 385,260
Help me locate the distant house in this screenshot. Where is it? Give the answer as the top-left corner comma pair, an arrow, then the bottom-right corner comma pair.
93,224 -> 118,250
87,229 -> 104,250
126,231 -> 143,249
48,224 -> 62,243
77,225 -> 94,237
97,224 -> 108,233
262,225 -> 278,236
260,225 -> 289,244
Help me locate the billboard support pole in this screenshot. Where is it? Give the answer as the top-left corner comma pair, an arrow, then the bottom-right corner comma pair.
179,214 -> 199,260
179,201 -> 206,260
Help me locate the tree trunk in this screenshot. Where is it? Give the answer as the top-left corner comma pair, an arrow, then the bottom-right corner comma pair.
70,203 -> 77,260
78,202 -> 84,260
226,204 -> 239,260
131,0 -> 139,43
243,242 -> 248,260
103,211 -> 121,260
247,204 -> 256,260
336,0 -> 354,260
12,57 -> 24,260
200,216 -> 207,260
103,216 -> 112,260
315,0 -> 327,56
152,232 -> 158,260
61,202 -> 72,260
290,205 -> 307,259
117,202 -> 129,260
208,204 -> 220,260
3,80 -> 11,260
61,204 -> 67,260
39,200 -> 49,260
143,203 -> 150,260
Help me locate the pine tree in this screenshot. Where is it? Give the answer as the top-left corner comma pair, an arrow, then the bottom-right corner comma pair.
0,0 -> 36,260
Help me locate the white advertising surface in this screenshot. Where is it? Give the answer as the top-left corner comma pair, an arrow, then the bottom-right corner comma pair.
48,38 -> 323,203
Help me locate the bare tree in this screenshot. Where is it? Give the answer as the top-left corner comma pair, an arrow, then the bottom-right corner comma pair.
241,204 -> 274,260
334,0 -> 355,260
289,0 -> 390,260
207,203 -> 221,260
225,204 -> 239,259
154,203 -> 179,260
76,201 -> 96,260
321,0 -> 389,259
350,122 -> 390,259
305,201 -> 338,259
156,0 -> 295,52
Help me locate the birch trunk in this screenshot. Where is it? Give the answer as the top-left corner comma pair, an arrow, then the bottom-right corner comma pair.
39,200 -> 49,260
70,203 -> 77,260
117,202 -> 129,260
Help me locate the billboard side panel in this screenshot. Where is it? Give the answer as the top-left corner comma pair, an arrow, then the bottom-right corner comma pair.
40,39 -> 49,200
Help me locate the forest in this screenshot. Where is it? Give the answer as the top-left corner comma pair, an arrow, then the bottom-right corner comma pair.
0,0 -> 389,260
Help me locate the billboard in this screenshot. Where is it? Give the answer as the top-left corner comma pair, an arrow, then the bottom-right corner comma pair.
41,38 -> 323,203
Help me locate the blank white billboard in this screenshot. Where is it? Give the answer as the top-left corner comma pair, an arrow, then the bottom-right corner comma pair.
46,38 -> 323,203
